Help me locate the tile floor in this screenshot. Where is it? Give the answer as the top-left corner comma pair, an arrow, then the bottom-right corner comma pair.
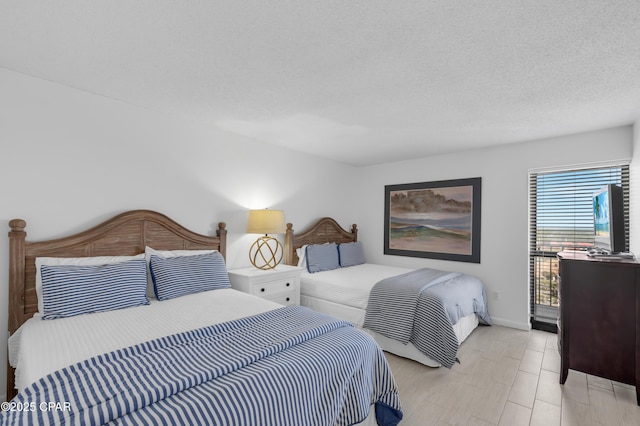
385,325 -> 640,425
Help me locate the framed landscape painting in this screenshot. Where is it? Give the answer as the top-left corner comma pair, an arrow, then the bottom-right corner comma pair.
384,177 -> 481,263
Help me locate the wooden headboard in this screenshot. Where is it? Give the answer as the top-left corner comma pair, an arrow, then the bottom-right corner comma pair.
284,217 -> 357,266
7,209 -> 226,399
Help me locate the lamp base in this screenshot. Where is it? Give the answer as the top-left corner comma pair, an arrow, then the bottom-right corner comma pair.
249,235 -> 283,270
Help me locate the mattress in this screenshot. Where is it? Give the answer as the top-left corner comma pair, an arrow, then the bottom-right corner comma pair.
8,288 -> 280,392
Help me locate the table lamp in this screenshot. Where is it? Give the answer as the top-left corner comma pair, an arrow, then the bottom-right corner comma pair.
247,209 -> 285,270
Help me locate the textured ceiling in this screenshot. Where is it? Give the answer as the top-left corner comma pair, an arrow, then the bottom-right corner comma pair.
1,1 -> 639,166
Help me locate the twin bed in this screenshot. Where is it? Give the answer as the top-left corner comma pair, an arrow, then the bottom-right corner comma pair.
3,211 -> 402,425
285,217 -> 491,368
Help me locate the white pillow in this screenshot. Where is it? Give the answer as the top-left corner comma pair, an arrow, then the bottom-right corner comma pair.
296,245 -> 308,268
35,254 -> 146,315
144,247 -> 218,298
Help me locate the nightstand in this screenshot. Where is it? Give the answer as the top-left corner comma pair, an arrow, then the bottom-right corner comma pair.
227,265 -> 301,306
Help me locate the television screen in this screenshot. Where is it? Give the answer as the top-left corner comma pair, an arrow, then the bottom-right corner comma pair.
593,190 -> 610,241
593,184 -> 625,253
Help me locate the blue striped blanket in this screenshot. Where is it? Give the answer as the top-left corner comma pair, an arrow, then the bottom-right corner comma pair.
1,307 -> 402,426
364,268 -> 491,368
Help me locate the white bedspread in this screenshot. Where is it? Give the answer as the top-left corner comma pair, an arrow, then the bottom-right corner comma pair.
8,289 -> 280,392
300,263 -> 413,309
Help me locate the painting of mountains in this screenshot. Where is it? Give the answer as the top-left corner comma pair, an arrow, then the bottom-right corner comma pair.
384,178 -> 481,263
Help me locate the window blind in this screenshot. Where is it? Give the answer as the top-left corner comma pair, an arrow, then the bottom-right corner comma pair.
528,162 -> 629,330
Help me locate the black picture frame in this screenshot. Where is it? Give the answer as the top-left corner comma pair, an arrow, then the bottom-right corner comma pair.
384,177 -> 481,263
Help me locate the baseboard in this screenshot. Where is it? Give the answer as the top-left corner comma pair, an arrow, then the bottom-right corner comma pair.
490,317 -> 531,331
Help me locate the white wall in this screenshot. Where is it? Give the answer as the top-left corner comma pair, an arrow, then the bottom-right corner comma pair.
0,69 -> 359,401
355,126 -> 634,330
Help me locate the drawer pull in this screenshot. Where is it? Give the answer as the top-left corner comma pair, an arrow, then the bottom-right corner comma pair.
260,288 -> 265,292
286,282 -> 290,287
286,297 -> 290,302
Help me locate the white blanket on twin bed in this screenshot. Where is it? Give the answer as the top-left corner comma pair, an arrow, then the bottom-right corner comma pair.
300,263 -> 414,309
8,289 -> 280,392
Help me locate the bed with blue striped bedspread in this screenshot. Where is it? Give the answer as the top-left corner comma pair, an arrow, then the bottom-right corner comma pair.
1,306 -> 402,426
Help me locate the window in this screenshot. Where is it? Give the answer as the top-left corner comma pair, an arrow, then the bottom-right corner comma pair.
529,162 -> 629,331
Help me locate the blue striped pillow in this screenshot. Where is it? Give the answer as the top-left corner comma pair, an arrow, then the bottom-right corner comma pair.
40,259 -> 149,320
338,242 -> 366,267
306,243 -> 340,273
149,252 -> 231,301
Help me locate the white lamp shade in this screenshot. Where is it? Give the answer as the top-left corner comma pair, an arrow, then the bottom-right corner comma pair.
246,209 -> 286,234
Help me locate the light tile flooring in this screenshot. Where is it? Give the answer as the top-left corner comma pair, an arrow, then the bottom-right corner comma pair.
385,325 -> 640,425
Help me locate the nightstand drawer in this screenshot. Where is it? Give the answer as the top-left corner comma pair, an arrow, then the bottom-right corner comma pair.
252,278 -> 298,297
264,292 -> 299,306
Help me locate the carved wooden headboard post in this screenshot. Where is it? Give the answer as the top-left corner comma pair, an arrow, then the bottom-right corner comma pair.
350,223 -> 358,242
217,222 -> 227,260
8,219 -> 27,336
284,223 -> 295,266
7,219 -> 26,401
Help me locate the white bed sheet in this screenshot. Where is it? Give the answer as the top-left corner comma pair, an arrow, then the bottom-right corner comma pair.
8,288 -> 280,392
300,263 -> 414,310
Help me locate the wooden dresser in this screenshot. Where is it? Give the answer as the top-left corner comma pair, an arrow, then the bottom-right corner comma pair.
557,251 -> 640,405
